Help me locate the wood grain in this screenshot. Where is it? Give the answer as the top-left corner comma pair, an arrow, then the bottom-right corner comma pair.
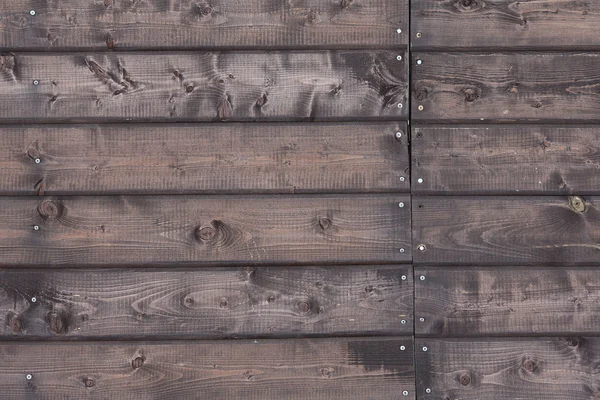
412,52 -> 600,122
0,0 -> 407,50
415,266 -> 600,337
412,196 -> 600,265
0,265 -> 413,338
0,51 -> 407,122
0,122 -> 409,195
0,337 -> 415,399
411,0 -> 600,51
0,194 -> 411,266
416,337 -> 600,400
412,124 -> 600,195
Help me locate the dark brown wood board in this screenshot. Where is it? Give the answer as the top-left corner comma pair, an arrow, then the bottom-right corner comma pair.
0,51 -> 407,122
0,194 -> 411,266
412,52 -> 600,122
0,337 -> 415,399
411,0 -> 600,51
411,124 -> 600,195
0,265 -> 413,338
415,337 -> 600,400
412,196 -> 600,265
0,122 -> 409,195
415,266 -> 600,337
0,0 -> 407,51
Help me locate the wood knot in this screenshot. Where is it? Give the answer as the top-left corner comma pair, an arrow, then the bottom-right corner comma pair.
522,358 -> 537,372
306,11 -> 319,23
132,356 -> 145,369
414,86 -> 429,101
318,217 -> 332,230
541,137 -> 552,148
84,378 -> 95,388
47,311 -> 67,335
185,85 -> 194,93
563,336 -> 583,347
195,226 -> 217,242
38,200 -> 62,220
568,196 -> 587,213
456,0 -> 483,11
5,312 -> 22,333
219,298 -> 228,308
459,372 -> 471,385
255,93 -> 268,108
320,367 -> 335,377
267,295 -> 275,303
106,36 -> 115,50
340,0 -> 352,8
296,300 -> 311,314
520,18 -> 527,26
462,88 -> 479,102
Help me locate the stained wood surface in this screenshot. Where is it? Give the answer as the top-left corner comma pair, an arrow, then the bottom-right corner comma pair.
0,51 -> 407,122
0,194 -> 410,266
412,52 -> 600,122
0,337 -> 415,399
416,337 -> 600,400
415,266 -> 600,337
411,0 -> 600,51
0,0 -> 407,50
0,265 -> 413,338
0,122 -> 408,195
412,125 -> 600,195
412,196 -> 600,265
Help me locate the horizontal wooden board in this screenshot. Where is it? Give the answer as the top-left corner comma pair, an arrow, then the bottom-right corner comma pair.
0,51 -> 407,122
0,265 -> 413,338
0,122 -> 409,195
412,196 -> 600,265
412,52 -> 600,122
0,194 -> 411,266
411,0 -> 600,50
416,337 -> 600,400
415,266 -> 600,337
0,337 -> 415,399
0,0 -> 407,50
412,125 -> 600,195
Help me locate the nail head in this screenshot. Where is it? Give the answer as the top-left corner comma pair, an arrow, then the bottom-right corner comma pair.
35,158 -> 41,164
396,28 -> 402,34
416,32 -> 422,38
399,176 -> 405,182
416,59 -> 422,65
418,105 -> 424,111
395,131 -> 402,139
33,225 -> 40,231
398,202 -> 404,208
420,275 -> 425,281
396,55 -> 402,61
398,248 -> 405,253
33,80 -> 39,86
31,297 -> 36,303
418,244 -> 426,251
397,103 -> 403,108
417,178 -> 424,183
400,345 -> 406,351
402,391 -> 409,396
26,374 -> 32,380
401,275 -> 407,281
422,346 -> 428,352
401,319 -> 407,324
29,10 -> 36,16
420,317 -> 425,322
426,388 -> 432,394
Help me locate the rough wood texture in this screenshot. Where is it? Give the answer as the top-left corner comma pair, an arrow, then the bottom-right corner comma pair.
415,266 -> 600,337
412,52 -> 600,122
0,0 -> 407,50
0,51 -> 407,122
412,196 -> 600,265
0,337 -> 415,399
0,122 -> 409,195
0,265 -> 413,338
411,0 -> 600,51
412,125 -> 600,195
416,337 -> 600,400
0,194 -> 411,266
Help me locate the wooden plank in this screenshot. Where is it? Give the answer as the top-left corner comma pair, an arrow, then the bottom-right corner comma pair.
0,122 -> 409,195
412,196 -> 600,265
412,52 -> 600,122
0,194 -> 411,266
415,266 -> 600,337
0,0 -> 407,50
411,0 -> 600,51
0,51 -> 407,122
0,265 -> 413,338
412,124 -> 600,195
0,337 -> 415,399
416,337 -> 600,400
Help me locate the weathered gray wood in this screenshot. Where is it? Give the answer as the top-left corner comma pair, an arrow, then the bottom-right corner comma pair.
0,122 -> 409,195
0,337 -> 415,399
0,51 -> 407,122
0,194 -> 411,266
412,52 -> 600,122
412,0 -> 600,51
412,196 -> 600,265
415,266 -> 600,336
412,124 -> 600,195
0,0 -> 407,50
416,337 -> 600,400
0,265 -> 413,338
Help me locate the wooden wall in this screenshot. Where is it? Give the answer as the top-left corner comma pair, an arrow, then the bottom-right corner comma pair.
412,1 -> 600,399
0,0 -> 413,398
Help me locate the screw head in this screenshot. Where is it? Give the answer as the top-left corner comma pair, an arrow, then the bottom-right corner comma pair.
29,10 -> 36,16
26,374 -> 32,380
396,55 -> 402,61
417,178 -> 424,183
401,275 -> 407,281
399,176 -> 405,182
395,131 -> 402,139
418,105 -> 424,111
31,297 -> 36,303
420,317 -> 425,322
396,28 -> 402,34
398,202 -> 404,208
422,346 -> 428,352
416,32 -> 422,38
416,59 -> 423,65
398,248 -> 405,254
33,80 -> 39,86
420,275 -> 425,281
418,244 -> 426,252
397,103 -> 403,108
426,388 -> 432,394
401,319 -> 406,325
33,225 -> 40,231
34,158 -> 41,164
402,391 -> 409,396
400,345 -> 406,351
